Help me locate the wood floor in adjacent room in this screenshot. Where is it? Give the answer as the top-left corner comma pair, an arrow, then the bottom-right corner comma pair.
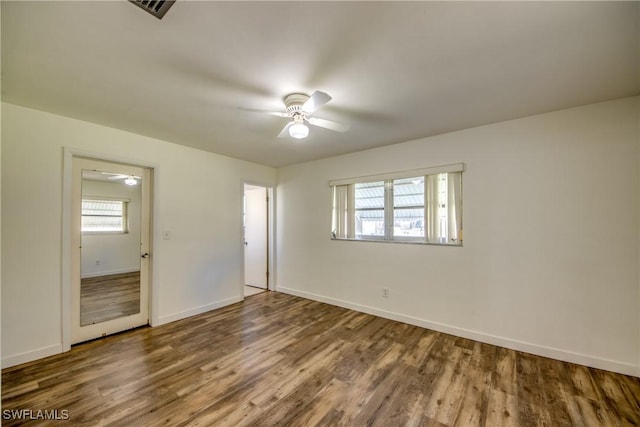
80,271 -> 141,326
3,292 -> 639,426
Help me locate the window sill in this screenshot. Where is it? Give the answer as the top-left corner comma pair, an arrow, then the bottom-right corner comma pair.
82,231 -> 129,236
331,237 -> 462,247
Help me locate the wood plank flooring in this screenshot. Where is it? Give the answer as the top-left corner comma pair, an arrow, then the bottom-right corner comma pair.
80,272 -> 140,326
3,292 -> 639,426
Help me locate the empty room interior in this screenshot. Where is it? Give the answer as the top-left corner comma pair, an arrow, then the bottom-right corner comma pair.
1,1 -> 640,425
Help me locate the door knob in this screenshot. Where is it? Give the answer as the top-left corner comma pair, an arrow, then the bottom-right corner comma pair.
141,252 -> 150,258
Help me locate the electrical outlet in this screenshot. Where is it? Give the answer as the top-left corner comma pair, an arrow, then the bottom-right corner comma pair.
382,287 -> 389,298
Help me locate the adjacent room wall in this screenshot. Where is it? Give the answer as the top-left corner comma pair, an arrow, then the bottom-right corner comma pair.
1,102 -> 276,367
276,97 -> 640,376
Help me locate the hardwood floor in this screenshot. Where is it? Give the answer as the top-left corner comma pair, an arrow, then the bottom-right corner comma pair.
3,292 -> 639,426
80,272 -> 140,326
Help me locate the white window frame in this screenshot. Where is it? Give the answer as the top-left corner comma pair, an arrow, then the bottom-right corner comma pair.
81,197 -> 130,235
330,163 -> 463,245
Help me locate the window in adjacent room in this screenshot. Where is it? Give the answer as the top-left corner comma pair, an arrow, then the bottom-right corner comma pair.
81,198 -> 129,234
330,164 -> 462,245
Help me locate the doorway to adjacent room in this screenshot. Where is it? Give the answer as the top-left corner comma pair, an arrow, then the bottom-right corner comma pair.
243,184 -> 271,297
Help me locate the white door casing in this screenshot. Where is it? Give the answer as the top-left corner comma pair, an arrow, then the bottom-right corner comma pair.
71,157 -> 151,344
244,186 -> 268,289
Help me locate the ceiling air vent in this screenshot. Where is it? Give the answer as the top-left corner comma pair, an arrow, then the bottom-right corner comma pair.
129,0 -> 175,19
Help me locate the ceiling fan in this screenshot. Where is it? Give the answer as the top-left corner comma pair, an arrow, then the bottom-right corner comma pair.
241,91 -> 350,139
100,172 -> 140,186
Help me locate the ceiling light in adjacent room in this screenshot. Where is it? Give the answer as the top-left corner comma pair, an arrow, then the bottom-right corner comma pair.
125,176 -> 137,186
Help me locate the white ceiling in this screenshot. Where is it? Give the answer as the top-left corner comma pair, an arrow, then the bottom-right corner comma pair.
2,1 -> 638,167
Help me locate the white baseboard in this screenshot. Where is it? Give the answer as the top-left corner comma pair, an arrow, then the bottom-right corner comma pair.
277,286 -> 640,378
81,268 -> 140,279
157,295 -> 243,326
2,344 -> 63,369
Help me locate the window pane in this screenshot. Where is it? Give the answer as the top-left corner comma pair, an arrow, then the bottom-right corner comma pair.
82,215 -> 124,232
354,181 -> 384,209
355,181 -> 385,237
393,177 -> 424,238
82,200 -> 123,217
81,199 -> 126,232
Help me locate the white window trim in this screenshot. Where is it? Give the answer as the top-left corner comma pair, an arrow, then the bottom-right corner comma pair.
329,163 -> 464,187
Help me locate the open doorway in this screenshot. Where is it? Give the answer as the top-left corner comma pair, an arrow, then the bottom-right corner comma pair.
244,184 -> 270,297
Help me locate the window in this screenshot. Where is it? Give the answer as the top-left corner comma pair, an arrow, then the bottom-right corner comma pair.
81,198 -> 128,233
331,164 -> 462,245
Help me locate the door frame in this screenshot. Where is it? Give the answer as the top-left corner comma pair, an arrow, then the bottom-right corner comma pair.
242,181 -> 275,295
71,157 -> 150,343
61,148 -> 158,351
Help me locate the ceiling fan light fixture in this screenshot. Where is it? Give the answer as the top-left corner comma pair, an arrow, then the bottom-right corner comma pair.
289,122 -> 309,139
242,90 -> 348,140
125,176 -> 137,186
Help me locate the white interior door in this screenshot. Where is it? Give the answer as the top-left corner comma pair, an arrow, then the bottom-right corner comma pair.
71,157 -> 151,344
244,186 -> 268,289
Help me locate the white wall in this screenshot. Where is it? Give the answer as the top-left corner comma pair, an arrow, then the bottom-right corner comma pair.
276,97 -> 640,376
0,60 -> 3,398
1,102 -> 276,367
81,180 -> 142,277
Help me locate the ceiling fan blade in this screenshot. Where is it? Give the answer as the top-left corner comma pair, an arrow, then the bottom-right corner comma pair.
277,121 -> 294,138
302,91 -> 331,114
307,117 -> 350,133
238,106 -> 289,118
